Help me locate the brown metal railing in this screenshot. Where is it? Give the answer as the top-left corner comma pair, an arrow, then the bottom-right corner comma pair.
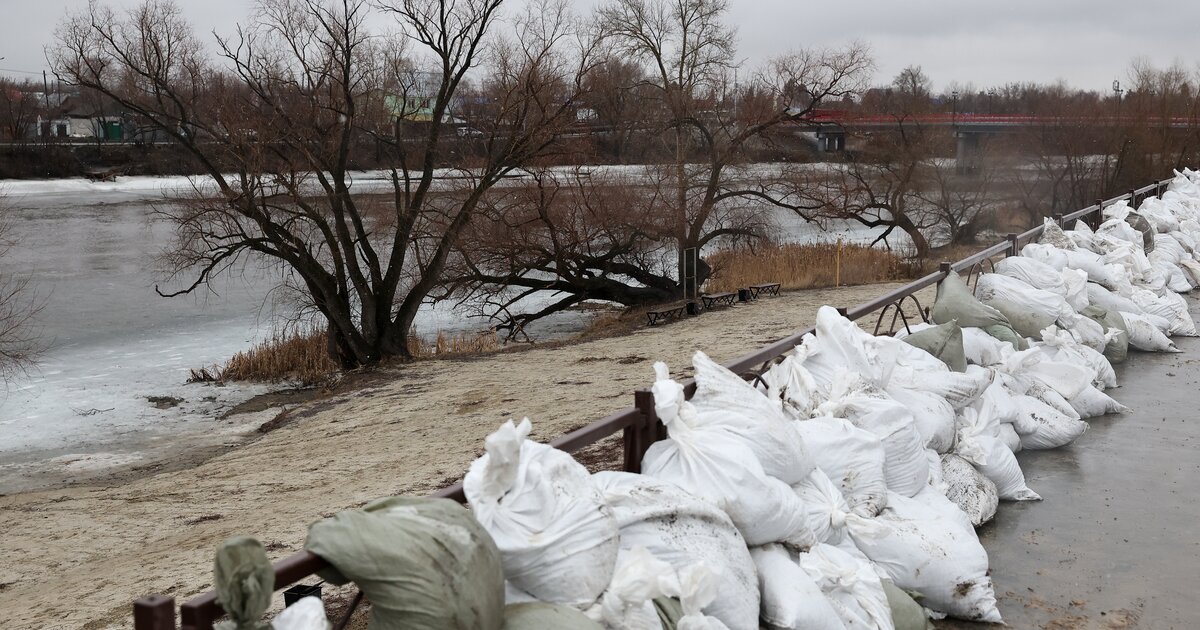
131,177 -> 1173,630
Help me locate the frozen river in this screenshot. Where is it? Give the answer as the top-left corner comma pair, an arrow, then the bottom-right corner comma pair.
0,173 -> 897,493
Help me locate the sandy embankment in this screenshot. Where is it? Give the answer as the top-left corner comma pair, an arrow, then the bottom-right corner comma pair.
0,282 -> 923,630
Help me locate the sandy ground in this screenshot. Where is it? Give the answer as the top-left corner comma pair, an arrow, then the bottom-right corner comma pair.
0,283 -> 917,630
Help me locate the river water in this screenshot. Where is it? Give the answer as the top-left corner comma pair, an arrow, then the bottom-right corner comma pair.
0,173 -> 895,493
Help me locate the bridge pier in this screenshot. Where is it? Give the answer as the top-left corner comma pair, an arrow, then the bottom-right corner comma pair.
955,132 -> 981,175
815,130 -> 845,153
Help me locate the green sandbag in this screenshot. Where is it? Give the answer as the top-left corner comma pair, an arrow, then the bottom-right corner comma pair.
930,273 -> 1024,350
306,496 -> 505,630
653,597 -> 683,629
882,580 -> 935,630
503,603 -> 604,629
213,537 -> 273,630
981,296 -> 1055,340
1082,305 -> 1130,363
983,323 -> 1029,351
902,321 -> 967,372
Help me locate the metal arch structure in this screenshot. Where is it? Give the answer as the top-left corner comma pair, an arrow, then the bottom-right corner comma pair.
131,176 -> 1175,630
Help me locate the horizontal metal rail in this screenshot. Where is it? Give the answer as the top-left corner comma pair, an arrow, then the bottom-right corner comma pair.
132,176 -> 1175,630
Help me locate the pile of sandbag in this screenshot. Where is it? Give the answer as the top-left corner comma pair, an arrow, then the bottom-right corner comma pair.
217,171 -> 1200,630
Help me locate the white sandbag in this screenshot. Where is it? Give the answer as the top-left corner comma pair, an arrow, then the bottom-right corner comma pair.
1131,287 -> 1197,336
997,423 -> 1022,453
846,492 -> 1002,622
960,326 -> 1012,366
975,273 -> 1070,322
1089,284 -> 1132,314
1012,371 -> 1082,420
646,365 -> 817,548
1038,218 -> 1077,250
593,472 -> 758,630
925,448 -> 947,495
465,419 -> 619,608
590,546 -> 679,630
1151,258 -> 1193,293
994,255 -> 1067,296
1119,311 -> 1180,352
939,453 -> 999,527
761,351 -> 824,419
1002,347 -> 1093,401
689,351 -> 815,484
673,564 -> 736,630
1059,248 -> 1119,289
886,386 -> 957,453
752,545 -> 848,630
1178,258 -> 1200,287
1057,310 -> 1107,353
798,543 -> 895,630
817,372 -> 929,498
271,597 -> 330,630
1061,268 -> 1090,311
1013,395 -> 1089,450
792,467 -> 853,546
793,417 -> 889,517
1068,385 -> 1129,418
955,408 -> 1041,501
801,307 -> 900,391
889,363 -> 994,410
1034,327 -> 1118,390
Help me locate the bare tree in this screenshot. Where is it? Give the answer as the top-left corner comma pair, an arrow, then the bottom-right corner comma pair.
0,80 -> 40,143
0,202 -> 40,380
597,0 -> 872,288
53,0 -> 595,367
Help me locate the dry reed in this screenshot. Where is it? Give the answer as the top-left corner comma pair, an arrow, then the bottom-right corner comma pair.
219,328 -> 338,385
705,242 -> 916,293
212,327 -> 501,385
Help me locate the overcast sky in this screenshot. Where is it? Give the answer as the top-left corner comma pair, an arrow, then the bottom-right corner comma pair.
2,0 -> 1197,93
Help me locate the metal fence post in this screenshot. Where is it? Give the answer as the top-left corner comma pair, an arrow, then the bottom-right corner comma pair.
938,261 -> 952,276
629,390 -> 657,473
1006,233 -> 1019,257
1053,214 -> 1064,228
133,596 -> 176,630
1129,188 -> 1138,208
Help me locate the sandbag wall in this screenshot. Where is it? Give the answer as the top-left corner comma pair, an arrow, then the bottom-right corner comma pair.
255,170 -> 1200,630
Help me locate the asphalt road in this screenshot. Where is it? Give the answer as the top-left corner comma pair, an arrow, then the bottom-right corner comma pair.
937,296 -> 1200,629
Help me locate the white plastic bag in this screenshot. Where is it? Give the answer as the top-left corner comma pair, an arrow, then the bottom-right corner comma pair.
975,273 -> 1070,322
1012,395 -> 1089,450
590,547 -> 679,630
939,454 -> 999,526
798,543 -> 896,630
464,419 -> 620,608
960,326 -> 1013,366
1120,311 -> 1180,352
673,564 -> 734,630
846,492 -> 1002,623
793,417 -> 890,517
817,372 -> 929,497
593,472 -> 758,630
994,256 -> 1067,296
1068,385 -> 1129,418
752,545 -> 848,630
792,467 -> 852,546
955,409 -> 1041,501
761,351 -> 824,419
271,597 -> 331,630
689,352 -> 815,484
645,365 -> 817,549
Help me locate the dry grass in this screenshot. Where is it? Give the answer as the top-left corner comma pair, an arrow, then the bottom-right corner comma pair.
219,329 -> 339,386
210,327 -> 501,385
705,242 -> 917,293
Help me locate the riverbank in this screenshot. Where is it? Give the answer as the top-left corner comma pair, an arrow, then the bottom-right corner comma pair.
0,282 -> 916,629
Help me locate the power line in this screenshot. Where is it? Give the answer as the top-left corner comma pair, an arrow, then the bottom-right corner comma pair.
0,67 -> 46,76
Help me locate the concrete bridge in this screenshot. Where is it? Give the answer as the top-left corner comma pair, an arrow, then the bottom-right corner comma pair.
796,110 -> 1200,171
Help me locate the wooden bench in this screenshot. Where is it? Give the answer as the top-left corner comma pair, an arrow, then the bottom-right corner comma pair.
647,303 -> 689,326
700,292 -> 737,309
748,282 -> 781,298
